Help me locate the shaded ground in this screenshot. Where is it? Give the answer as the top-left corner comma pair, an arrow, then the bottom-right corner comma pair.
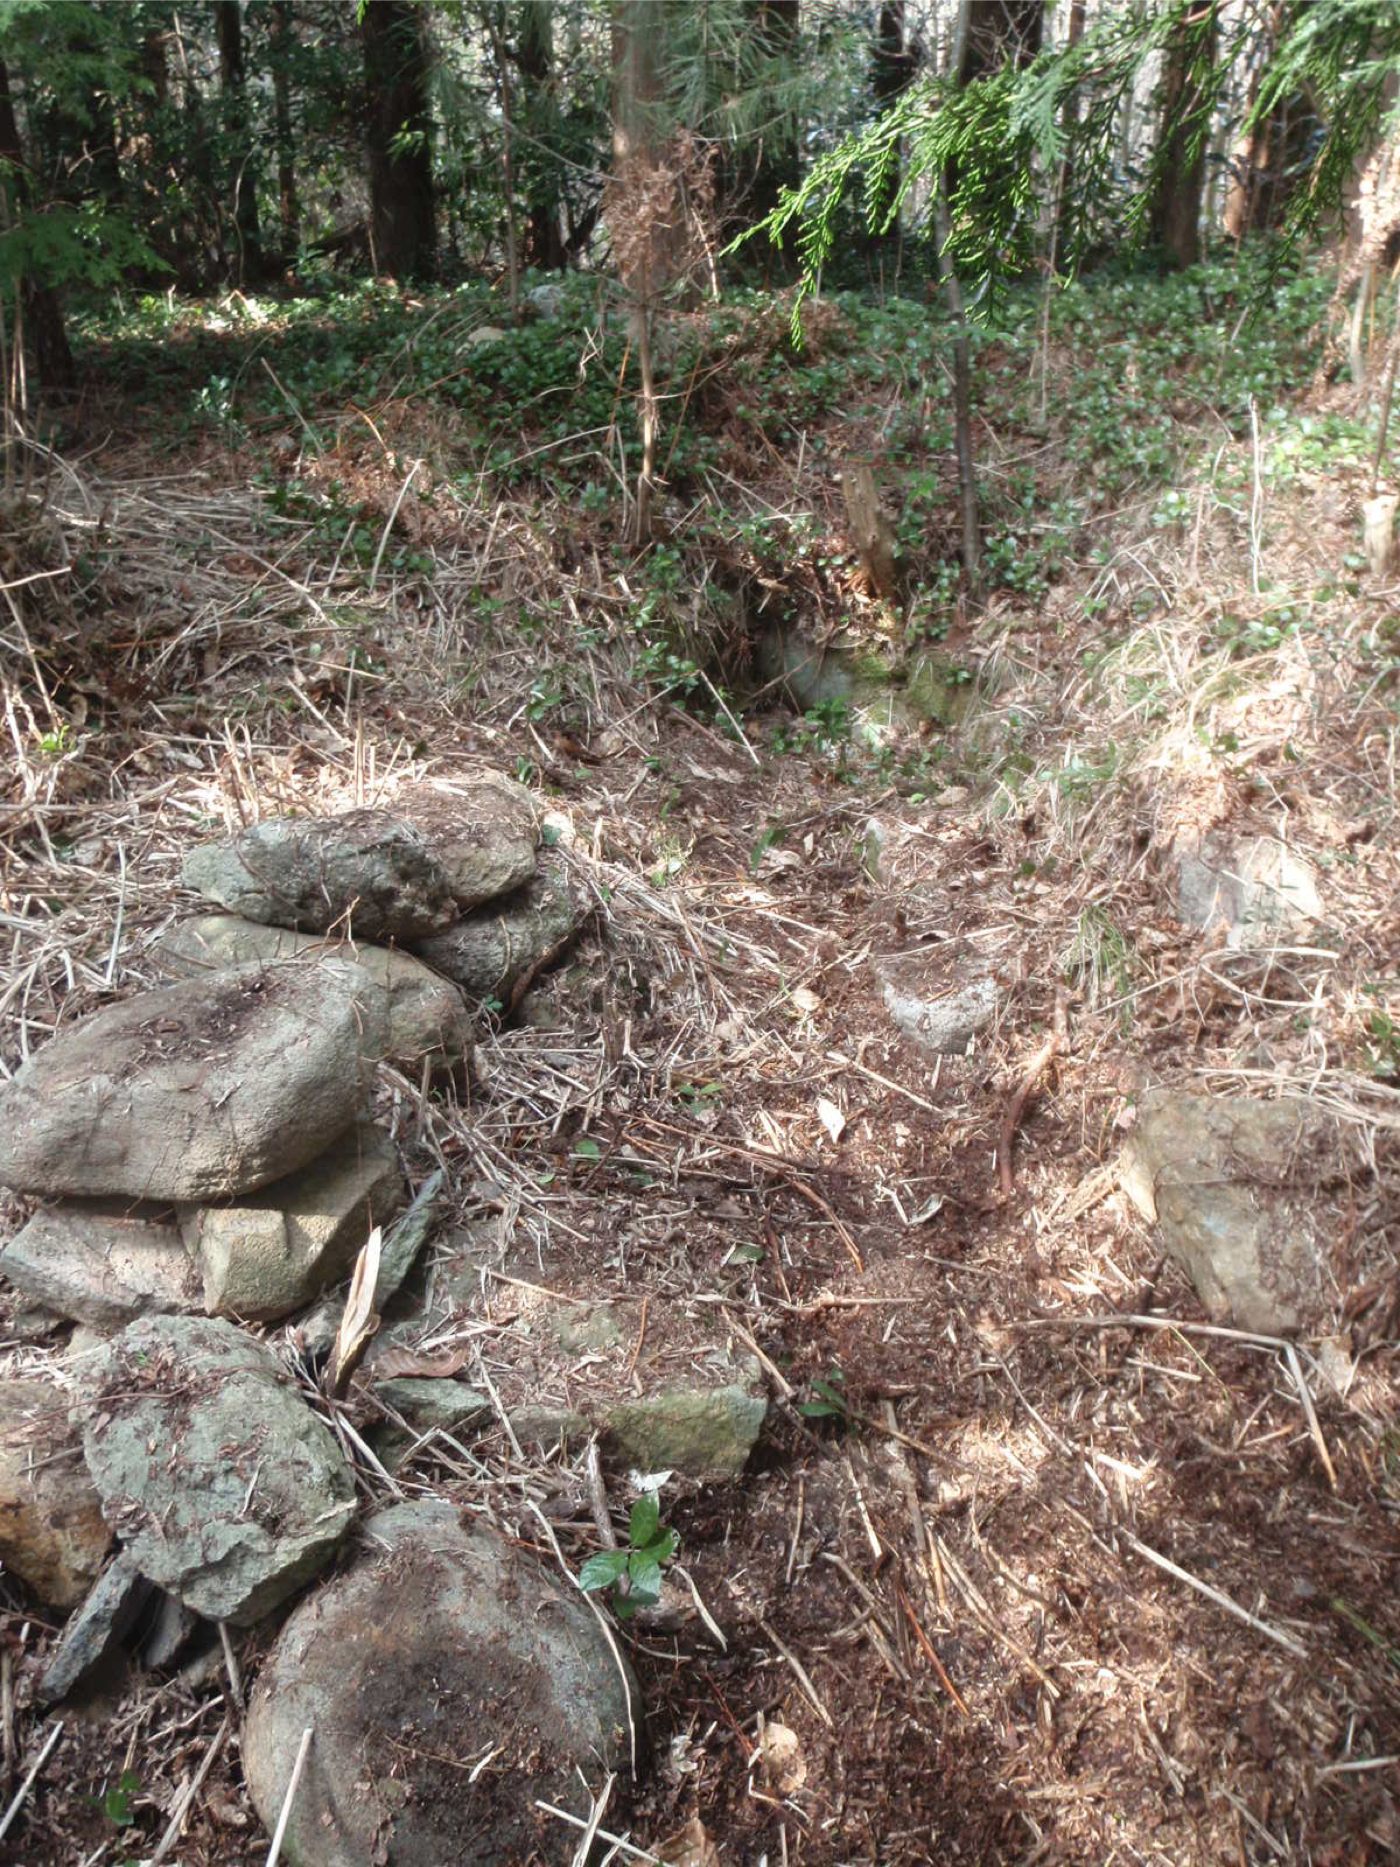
3,275 -> 1400,1864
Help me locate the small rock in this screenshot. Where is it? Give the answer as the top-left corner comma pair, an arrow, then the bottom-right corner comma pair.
37,1553 -> 150,1704
465,324 -> 508,346
1174,831 -> 1323,949
242,1500 -> 639,1867
154,915 -> 473,1076
1,1202 -> 201,1330
182,811 -> 459,942
79,1315 -> 356,1624
1120,1093 -> 1346,1334
411,862 -> 582,1004
508,1403 -> 591,1448
0,962 -> 375,1202
873,944 -> 1009,1057
0,1378 -> 112,1609
139,1589 -> 200,1670
397,775 -> 540,911
604,1383 -> 767,1479
180,1120 -> 404,1322
526,282 -> 566,319
373,1377 -> 491,1433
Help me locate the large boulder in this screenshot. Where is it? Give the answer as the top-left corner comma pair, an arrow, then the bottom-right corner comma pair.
182,811 -> 459,942
0,1202 -> 202,1330
411,864 -> 582,1005
78,1315 -> 355,1623
397,775 -> 539,911
154,915 -> 473,1077
1120,1092 -> 1346,1335
0,1378 -> 112,1609
0,962 -> 375,1202
242,1501 -> 638,1867
180,1120 -> 405,1321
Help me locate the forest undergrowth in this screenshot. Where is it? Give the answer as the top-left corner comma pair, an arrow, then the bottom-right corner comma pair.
2,257 -> 1399,1864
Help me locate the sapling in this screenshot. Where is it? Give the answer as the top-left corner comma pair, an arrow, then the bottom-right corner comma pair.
579,1494 -> 678,1620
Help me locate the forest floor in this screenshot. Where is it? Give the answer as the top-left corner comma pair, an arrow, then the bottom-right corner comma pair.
2,262 -> 1400,1865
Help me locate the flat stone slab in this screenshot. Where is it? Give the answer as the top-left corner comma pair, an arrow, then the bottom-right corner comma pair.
411,862 -> 582,1005
397,775 -> 539,911
181,1120 -> 405,1322
182,811 -> 459,942
78,1315 -> 355,1624
0,1201 -> 201,1330
37,1553 -> 151,1705
1120,1092 -> 1347,1335
242,1501 -> 638,1867
0,962 -> 375,1202
0,1377 -> 112,1610
154,915 -> 473,1077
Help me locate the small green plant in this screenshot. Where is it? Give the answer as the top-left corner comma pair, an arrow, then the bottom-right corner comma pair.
799,1367 -> 850,1424
97,1770 -> 141,1829
579,1493 -> 678,1619
1362,999 -> 1400,1081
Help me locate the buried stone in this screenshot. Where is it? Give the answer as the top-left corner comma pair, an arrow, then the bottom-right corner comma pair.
78,1314 -> 355,1624
0,962 -> 376,1203
411,862 -> 582,1005
242,1500 -> 638,1867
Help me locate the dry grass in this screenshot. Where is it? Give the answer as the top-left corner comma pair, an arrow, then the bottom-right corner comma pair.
1,347 -> 1399,1865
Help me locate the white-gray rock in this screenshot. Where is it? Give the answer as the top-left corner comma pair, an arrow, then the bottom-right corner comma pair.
242,1501 -> 638,1867
1174,831 -> 1323,949
1120,1092 -> 1346,1334
873,943 -> 1010,1057
78,1315 -> 356,1623
182,811 -> 459,942
1,1202 -> 201,1330
0,962 -> 376,1202
181,1120 -> 404,1321
154,915 -> 473,1077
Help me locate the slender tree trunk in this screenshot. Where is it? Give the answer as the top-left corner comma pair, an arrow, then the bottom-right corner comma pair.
1037,0 -> 1086,424
611,0 -> 669,544
270,0 -> 300,261
941,0 -> 981,598
1150,1 -> 1218,269
0,56 -> 74,401
517,0 -> 566,270
216,0 -> 263,283
486,6 -> 521,318
361,0 -> 436,281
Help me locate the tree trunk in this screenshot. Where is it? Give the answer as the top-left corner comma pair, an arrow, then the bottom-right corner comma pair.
942,0 -> 981,598
216,0 -> 263,283
270,0 -> 300,261
516,0 -> 566,270
1150,1 -> 1218,270
0,56 -> 75,401
610,0 -> 669,544
868,0 -> 914,247
361,0 -> 436,282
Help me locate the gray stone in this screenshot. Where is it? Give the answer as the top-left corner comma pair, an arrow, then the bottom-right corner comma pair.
604,1383 -> 767,1479
527,282 -> 566,319
0,1378 -> 112,1609
397,775 -> 539,911
1120,1093 -> 1345,1335
1174,832 -> 1324,949
506,1403 -> 591,1449
79,1315 -> 356,1623
373,1378 -> 490,1434
0,962 -> 375,1202
37,1554 -> 151,1705
411,863 -> 582,1005
139,1589 -> 199,1670
180,1121 -> 405,1322
154,915 -> 473,1077
287,1169 -> 446,1360
182,811 -> 458,942
242,1500 -> 639,1867
873,944 -> 1009,1057
465,324 -> 508,346
1,1202 -> 201,1330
